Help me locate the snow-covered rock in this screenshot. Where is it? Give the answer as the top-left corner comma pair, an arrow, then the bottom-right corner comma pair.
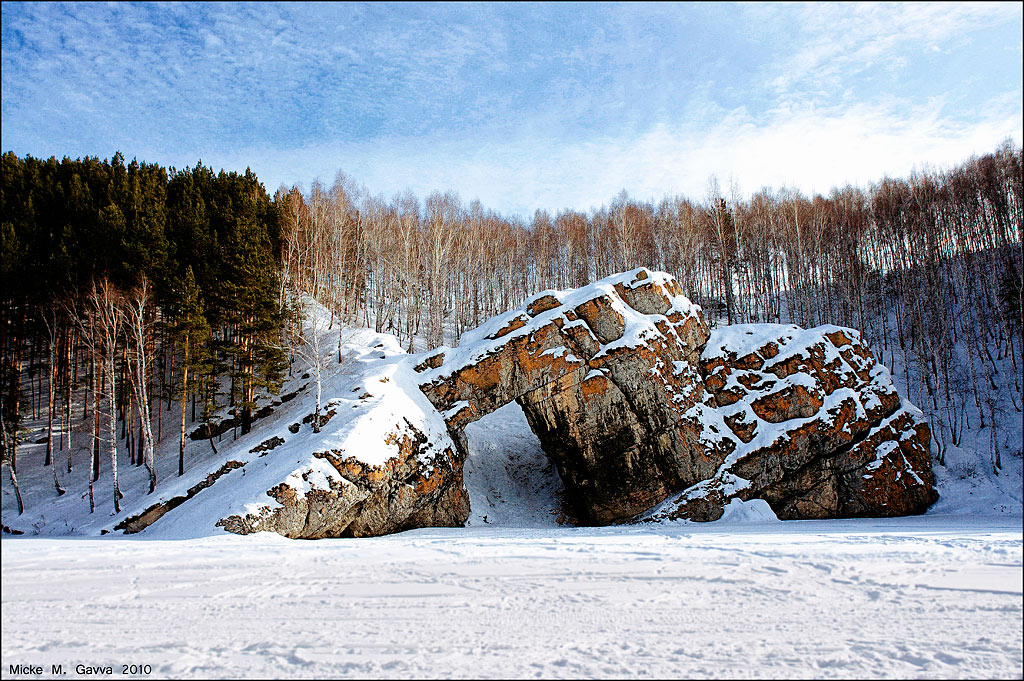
215,341 -> 470,538
645,323 -> 937,522
419,269 -> 936,526
418,268 -> 713,524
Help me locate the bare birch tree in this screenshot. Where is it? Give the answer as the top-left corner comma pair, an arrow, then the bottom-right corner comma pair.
89,278 -> 125,513
126,275 -> 157,493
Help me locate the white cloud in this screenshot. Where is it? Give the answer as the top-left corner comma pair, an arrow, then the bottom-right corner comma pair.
770,2 -> 1020,96
238,96 -> 1022,216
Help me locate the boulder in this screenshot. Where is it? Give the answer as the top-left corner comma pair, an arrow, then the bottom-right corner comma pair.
217,417 -> 469,538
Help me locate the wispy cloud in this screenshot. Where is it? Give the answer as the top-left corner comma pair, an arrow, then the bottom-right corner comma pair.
766,2 -> 1020,97
234,93 -> 1021,216
1,2 -> 1020,216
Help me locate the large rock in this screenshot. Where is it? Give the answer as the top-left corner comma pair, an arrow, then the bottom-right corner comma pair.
644,324 -> 937,522
217,417 -> 469,538
417,269 -> 721,523
418,270 -> 936,525
217,270 -> 936,539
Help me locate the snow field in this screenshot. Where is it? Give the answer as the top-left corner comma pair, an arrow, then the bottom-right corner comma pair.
2,516 -> 1021,679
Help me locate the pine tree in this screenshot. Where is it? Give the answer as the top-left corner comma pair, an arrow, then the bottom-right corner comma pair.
168,267 -> 210,476
222,221 -> 286,435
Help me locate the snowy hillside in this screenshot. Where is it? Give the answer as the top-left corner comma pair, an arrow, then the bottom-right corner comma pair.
0,318 -> 408,537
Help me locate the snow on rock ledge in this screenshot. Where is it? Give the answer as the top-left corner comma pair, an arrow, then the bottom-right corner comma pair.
643,323 -> 937,522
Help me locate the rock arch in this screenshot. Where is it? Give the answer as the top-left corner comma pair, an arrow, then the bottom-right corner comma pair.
416,269 -> 726,523
218,269 -> 936,539
416,268 -> 936,525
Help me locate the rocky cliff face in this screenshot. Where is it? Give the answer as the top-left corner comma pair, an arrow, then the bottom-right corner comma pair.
217,269 -> 936,538
643,323 -> 937,522
418,269 -> 936,525
217,416 -> 469,538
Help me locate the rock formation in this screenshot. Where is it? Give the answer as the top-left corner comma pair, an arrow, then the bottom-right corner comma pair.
417,269 -> 717,523
215,334 -> 471,539
644,323 -> 937,522
216,416 -> 469,538
417,269 -> 936,525
217,269 -> 936,539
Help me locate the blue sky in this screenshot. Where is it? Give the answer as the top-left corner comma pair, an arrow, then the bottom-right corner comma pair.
2,1 -> 1021,216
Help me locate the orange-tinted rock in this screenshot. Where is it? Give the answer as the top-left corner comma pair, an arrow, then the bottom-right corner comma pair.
419,268 -> 712,524
487,313 -> 530,340
724,409 -> 758,443
573,296 -> 626,344
218,419 -> 469,538
654,323 -> 937,522
526,293 -> 562,317
714,386 -> 745,407
413,351 -> 446,373
751,383 -> 824,422
734,352 -> 764,370
421,280 -> 935,528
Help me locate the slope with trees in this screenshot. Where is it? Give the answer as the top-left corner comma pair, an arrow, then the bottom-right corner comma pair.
1,152 -> 284,516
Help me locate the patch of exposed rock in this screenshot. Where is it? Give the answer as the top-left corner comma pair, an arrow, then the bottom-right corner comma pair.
117,460 -> 246,534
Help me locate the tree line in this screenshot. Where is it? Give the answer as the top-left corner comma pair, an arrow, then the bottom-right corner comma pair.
1,152 -> 285,514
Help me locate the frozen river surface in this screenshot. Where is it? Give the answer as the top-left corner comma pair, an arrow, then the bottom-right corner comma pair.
2,515 -> 1021,679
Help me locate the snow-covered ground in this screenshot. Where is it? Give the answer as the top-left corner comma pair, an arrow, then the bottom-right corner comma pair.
463,401 -> 570,528
2,517 -> 1021,679
3,397 -> 1021,679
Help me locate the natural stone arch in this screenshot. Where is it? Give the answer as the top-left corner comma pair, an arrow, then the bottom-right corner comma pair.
416,268 -> 937,526
416,269 -> 716,524
218,268 -> 936,539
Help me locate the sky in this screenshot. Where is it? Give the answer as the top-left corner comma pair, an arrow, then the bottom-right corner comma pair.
2,1 -> 1022,217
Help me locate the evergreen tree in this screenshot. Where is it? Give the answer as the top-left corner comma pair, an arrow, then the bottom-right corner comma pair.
222,221 -> 286,435
168,267 -> 210,476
